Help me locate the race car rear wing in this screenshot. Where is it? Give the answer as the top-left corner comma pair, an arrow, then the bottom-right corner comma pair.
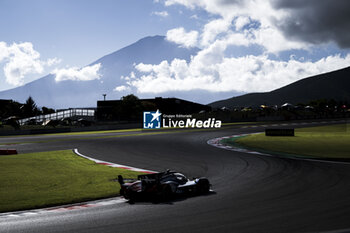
117,175 -> 139,185
118,170 -> 175,185
138,170 -> 175,180
138,172 -> 162,180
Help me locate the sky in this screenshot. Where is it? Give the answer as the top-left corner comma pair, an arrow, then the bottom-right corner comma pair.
1,0 -> 350,96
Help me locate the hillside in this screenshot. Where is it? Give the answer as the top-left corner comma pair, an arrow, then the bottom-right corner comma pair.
210,66 -> 350,109
0,36 -> 199,108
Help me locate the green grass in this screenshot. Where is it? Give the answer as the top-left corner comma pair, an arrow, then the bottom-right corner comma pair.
0,150 -> 143,213
225,124 -> 350,159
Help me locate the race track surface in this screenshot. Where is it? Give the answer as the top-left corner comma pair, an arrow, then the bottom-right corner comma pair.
1,122 -> 350,233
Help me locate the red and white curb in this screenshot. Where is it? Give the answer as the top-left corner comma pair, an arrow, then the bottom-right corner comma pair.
0,197 -> 126,219
207,133 -> 267,156
73,149 -> 157,174
0,150 -> 157,219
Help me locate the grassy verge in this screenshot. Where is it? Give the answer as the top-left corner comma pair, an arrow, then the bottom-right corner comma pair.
0,150 -> 143,213
223,124 -> 350,159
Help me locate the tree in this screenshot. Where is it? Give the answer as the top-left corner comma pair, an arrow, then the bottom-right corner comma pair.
42,106 -> 55,115
121,94 -> 139,103
23,96 -> 40,117
118,94 -> 143,120
0,100 -> 22,119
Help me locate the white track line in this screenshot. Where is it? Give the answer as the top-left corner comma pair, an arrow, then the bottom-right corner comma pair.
73,149 -> 157,173
0,198 -> 126,219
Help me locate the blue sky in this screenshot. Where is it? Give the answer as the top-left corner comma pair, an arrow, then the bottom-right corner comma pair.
1,0 -> 350,94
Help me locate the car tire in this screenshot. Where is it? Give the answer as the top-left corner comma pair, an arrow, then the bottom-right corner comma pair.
158,184 -> 173,201
197,179 -> 210,194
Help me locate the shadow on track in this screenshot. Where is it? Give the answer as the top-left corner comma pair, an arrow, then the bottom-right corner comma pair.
126,190 -> 217,205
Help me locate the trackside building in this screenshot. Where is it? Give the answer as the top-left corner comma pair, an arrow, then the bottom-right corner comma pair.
96,97 -> 211,121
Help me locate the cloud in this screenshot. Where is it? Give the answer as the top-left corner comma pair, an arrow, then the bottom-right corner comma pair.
201,17 -> 233,47
164,0 -> 350,49
53,63 -> 102,82
114,85 -> 130,92
128,54 -> 350,94
165,0 -> 252,19
45,58 -> 61,66
252,26 -> 309,54
119,0 -> 350,97
234,16 -> 250,30
166,27 -> 199,48
0,41 -> 60,86
271,0 -> 350,48
164,0 -> 197,9
135,63 -> 154,73
163,1 -> 308,54
152,11 -> 169,17
0,42 -> 10,61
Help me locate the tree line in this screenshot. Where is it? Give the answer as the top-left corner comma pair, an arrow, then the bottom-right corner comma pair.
0,96 -> 55,121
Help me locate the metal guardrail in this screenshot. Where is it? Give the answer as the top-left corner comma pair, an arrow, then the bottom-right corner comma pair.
18,108 -> 95,125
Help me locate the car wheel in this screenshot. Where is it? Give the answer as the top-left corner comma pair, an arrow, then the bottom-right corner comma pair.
128,192 -> 137,203
197,179 -> 210,194
158,184 -> 173,201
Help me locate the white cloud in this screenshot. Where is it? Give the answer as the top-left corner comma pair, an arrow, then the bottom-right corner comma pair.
114,85 -> 130,92
166,27 -> 199,48
135,63 -> 154,73
234,16 -> 250,31
121,0 -> 350,97
53,63 -> 102,82
0,42 -> 10,61
165,0 -> 283,24
165,0 -> 350,51
152,11 -> 169,17
0,41 -> 60,86
164,0 -> 197,9
128,54 -> 350,94
164,0 -> 306,53
252,26 -> 309,54
201,17 -> 233,47
45,58 -> 62,66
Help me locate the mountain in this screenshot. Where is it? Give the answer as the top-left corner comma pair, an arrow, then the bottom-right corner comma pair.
210,66 -> 350,109
0,36 -> 200,108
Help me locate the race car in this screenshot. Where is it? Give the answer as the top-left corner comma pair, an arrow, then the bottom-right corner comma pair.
118,170 -> 211,201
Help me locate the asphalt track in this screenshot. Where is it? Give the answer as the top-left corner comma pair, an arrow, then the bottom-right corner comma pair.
1,121 -> 350,233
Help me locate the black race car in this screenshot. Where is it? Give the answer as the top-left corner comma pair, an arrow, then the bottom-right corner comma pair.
118,170 -> 211,201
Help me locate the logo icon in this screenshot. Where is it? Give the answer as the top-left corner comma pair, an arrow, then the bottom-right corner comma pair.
143,109 -> 162,129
